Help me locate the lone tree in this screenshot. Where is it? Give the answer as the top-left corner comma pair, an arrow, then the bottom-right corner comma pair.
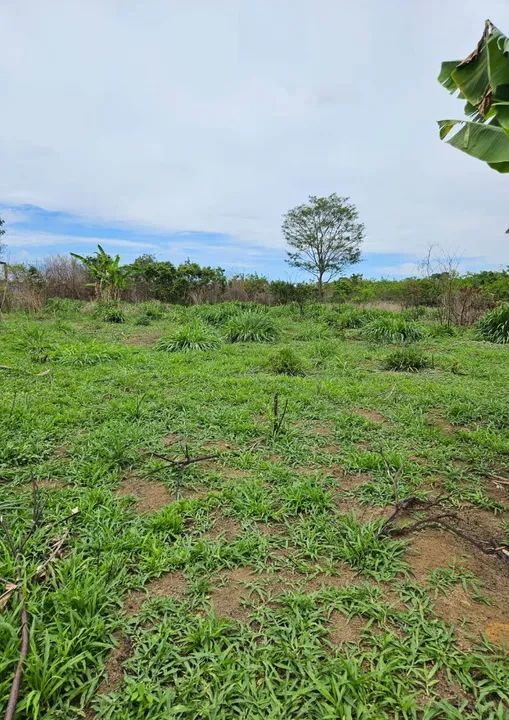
438,19 -> 509,172
283,194 -> 364,299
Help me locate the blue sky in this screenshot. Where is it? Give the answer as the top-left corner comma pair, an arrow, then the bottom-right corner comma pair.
1,1 -> 508,280
1,202 -> 439,279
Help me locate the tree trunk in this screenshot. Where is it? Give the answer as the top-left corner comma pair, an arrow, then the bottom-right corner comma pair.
317,274 -> 324,301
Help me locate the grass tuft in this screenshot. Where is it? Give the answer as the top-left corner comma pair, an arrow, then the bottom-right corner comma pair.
477,303 -> 509,344
225,312 -> 279,343
155,322 -> 220,352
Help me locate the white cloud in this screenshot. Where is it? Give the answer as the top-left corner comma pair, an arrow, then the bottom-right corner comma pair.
1,0 -> 509,266
5,230 -> 157,251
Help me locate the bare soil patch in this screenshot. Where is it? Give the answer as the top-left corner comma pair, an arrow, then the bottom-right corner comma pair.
210,566 -> 258,621
219,466 -> 251,480
328,611 -> 365,645
117,474 -> 170,514
427,412 -> 456,435
123,571 -> 187,616
406,527 -> 509,646
124,331 -> 162,347
203,439 -> 234,453
205,514 -> 241,542
38,478 -> 66,491
96,631 -> 132,694
353,408 -> 387,424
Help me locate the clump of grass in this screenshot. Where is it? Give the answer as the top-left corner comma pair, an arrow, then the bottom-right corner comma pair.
134,314 -> 152,326
477,303 -> 509,344
429,323 -> 456,338
16,325 -> 53,362
155,322 -> 220,352
337,307 -> 377,329
102,307 -> 126,323
43,298 -> 84,318
266,347 -> 305,376
363,316 -> 424,344
190,301 -> 260,326
137,300 -> 167,319
52,341 -> 123,365
225,312 -> 279,343
383,347 -> 431,372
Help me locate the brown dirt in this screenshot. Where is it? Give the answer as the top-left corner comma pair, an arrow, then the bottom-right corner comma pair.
117,474 -> 171,513
328,611 -> 365,645
163,432 -> 184,447
210,566 -> 258,621
220,466 -> 251,480
406,527 -> 509,647
353,408 -> 387,424
124,570 -> 187,616
305,565 -> 357,592
203,439 -> 234,453
428,412 -> 456,434
205,514 -> 241,542
96,631 -> 132,694
124,331 -> 162,347
308,421 -> 335,437
38,478 -> 65,490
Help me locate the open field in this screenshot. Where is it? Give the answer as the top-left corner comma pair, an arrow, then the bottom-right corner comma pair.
1,302 -> 509,719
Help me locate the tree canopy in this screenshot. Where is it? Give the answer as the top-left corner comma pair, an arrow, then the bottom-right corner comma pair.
438,19 -> 509,172
282,194 -> 364,297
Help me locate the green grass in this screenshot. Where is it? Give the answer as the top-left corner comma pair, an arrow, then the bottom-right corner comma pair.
1,303 -> 508,718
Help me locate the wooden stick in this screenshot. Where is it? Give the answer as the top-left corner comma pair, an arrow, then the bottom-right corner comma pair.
3,575 -> 29,720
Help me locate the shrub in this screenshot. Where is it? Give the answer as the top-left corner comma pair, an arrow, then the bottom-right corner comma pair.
429,323 -> 456,338
477,303 -> 509,344
102,308 -> 126,323
362,316 -> 424,344
383,347 -> 431,372
137,300 -> 167,319
337,307 -> 381,329
43,298 -> 84,318
191,302 -> 262,327
134,314 -> 152,326
266,347 -> 305,376
225,312 -> 279,343
154,322 -> 220,352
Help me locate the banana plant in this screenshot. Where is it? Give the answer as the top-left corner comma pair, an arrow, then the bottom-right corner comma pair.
438,19 -> 509,173
70,245 -> 130,300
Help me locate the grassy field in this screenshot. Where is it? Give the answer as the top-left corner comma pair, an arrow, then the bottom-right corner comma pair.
1,301 -> 509,719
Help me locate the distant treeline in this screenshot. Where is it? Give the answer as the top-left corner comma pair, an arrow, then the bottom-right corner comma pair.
2,253 -> 509,323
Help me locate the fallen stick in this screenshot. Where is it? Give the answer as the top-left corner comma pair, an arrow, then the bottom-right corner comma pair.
3,574 -> 29,720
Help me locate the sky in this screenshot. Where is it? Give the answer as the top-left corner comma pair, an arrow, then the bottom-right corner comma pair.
1,0 -> 508,280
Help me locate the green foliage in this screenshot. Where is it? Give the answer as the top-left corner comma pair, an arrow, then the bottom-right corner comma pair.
429,323 -> 456,337
51,341 -> 124,365
362,316 -> 424,344
154,322 -> 220,352
225,311 -> 279,343
438,20 -> 509,172
383,347 -> 431,372
127,255 -> 226,304
43,298 -> 84,318
266,347 -> 305,376
477,303 -> 509,343
190,301 -> 259,326
102,307 -> 126,323
71,245 -> 130,300
1,305 -> 509,718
